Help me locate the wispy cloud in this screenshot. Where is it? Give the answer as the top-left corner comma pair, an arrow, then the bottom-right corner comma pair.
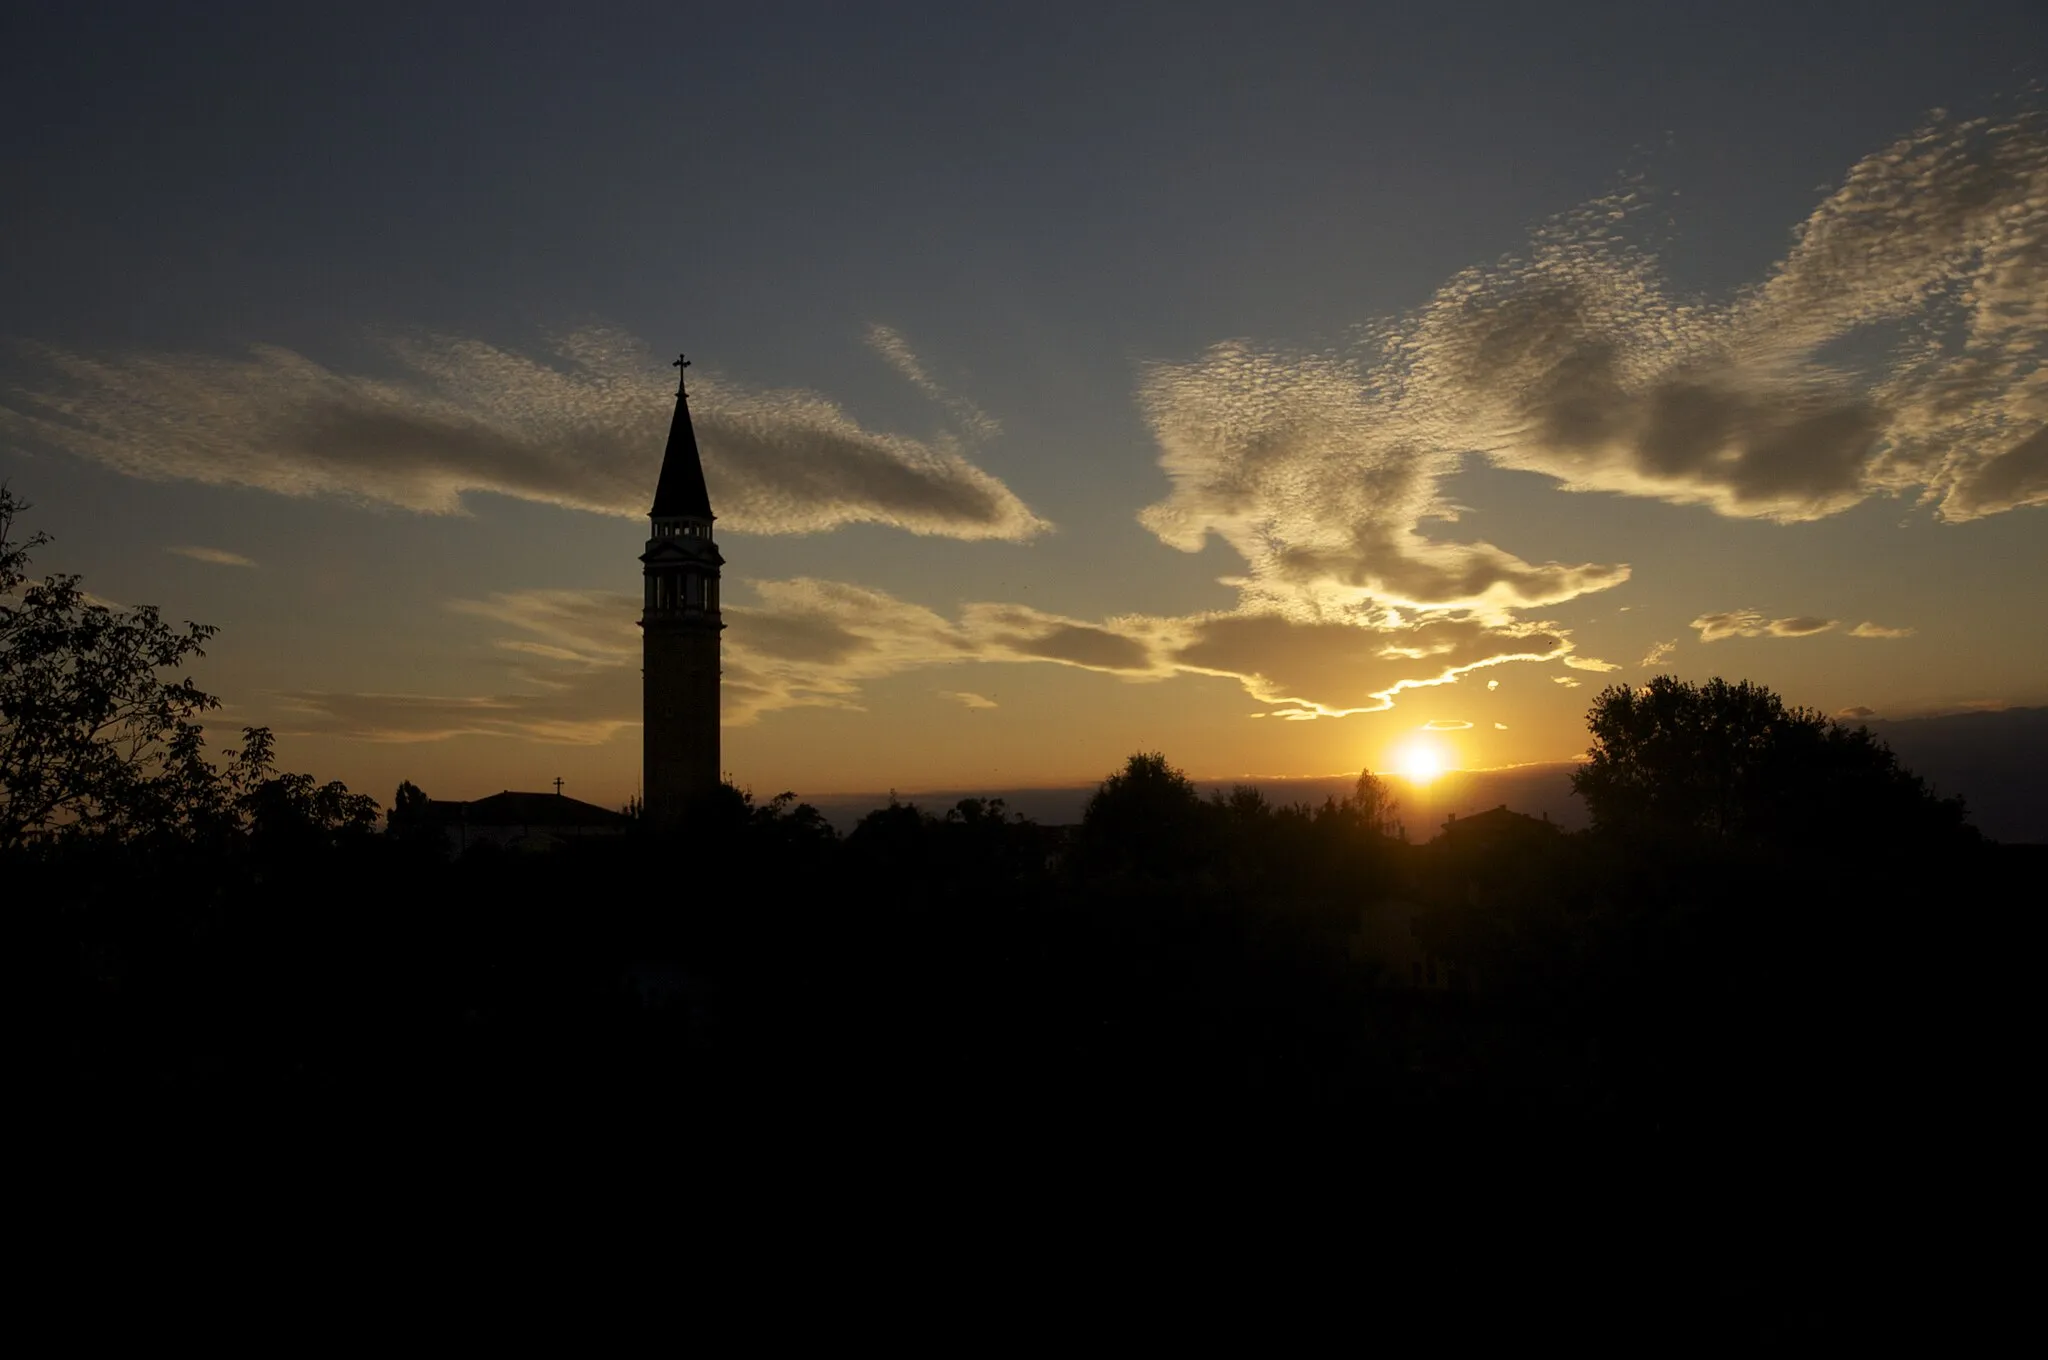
2,328 -> 1047,542
270,660 -> 641,746
938,690 -> 998,710
1849,621 -> 1917,639
1691,609 -> 1838,641
1563,654 -> 1621,672
865,324 -> 1000,442
1421,718 -> 1473,730
1640,639 -> 1677,667
167,545 -> 256,568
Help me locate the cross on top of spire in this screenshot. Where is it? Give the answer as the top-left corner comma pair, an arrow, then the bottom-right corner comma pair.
650,349 -> 714,520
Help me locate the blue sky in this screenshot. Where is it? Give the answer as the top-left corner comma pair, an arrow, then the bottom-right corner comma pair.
4,1 -> 2043,806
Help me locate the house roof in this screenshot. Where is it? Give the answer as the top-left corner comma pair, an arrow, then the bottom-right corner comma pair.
1438,804 -> 1559,840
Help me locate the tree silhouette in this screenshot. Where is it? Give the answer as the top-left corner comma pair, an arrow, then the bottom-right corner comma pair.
1075,751 -> 1208,877
3,488 -> 379,850
2,488 -> 223,847
1572,675 -> 1973,854
1345,768 -> 1402,840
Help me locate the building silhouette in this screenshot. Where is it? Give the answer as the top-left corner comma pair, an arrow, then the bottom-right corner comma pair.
416,788 -> 632,854
641,354 -> 723,824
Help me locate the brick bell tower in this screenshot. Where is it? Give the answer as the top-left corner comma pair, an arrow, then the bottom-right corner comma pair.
641,353 -> 723,824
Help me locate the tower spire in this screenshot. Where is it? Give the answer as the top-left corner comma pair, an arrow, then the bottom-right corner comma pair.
651,354 -> 713,521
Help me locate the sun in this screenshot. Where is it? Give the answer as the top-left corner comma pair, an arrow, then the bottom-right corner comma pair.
1395,741 -> 1446,784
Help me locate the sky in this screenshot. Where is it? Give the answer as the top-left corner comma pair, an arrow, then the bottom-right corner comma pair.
3,0 -> 2044,811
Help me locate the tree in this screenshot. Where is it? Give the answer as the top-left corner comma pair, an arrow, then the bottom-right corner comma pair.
1571,675 -> 1972,853
2,488 -> 377,850
1343,768 -> 1402,840
229,726 -> 379,855
2,488 -> 222,848
1075,751 -> 1209,877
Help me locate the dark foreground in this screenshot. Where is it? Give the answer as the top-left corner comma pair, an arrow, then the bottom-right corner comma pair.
21,788 -> 2037,1326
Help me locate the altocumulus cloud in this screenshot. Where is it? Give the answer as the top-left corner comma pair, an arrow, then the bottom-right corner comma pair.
0,327 -> 1047,541
1139,343 -> 1630,615
1691,610 -> 1838,641
1138,107 -> 2047,620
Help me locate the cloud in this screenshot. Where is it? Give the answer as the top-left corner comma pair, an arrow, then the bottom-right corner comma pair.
271,589 -> 643,743
1769,616 -> 1838,637
270,590 -> 644,744
1837,705 -> 1878,719
1486,679 -> 1500,691
268,679 -> 640,746
1493,722 -> 1508,730
865,324 -> 1000,442
167,545 -> 256,568
1563,654 -> 1621,672
1456,110 -> 2048,523
1170,611 -> 1569,718
721,584 -> 1198,724
448,590 -> 639,667
1850,621 -> 1917,639
1138,343 -> 1631,614
1422,719 -> 1474,730
1640,639 -> 1677,667
1137,106 -> 2047,607
1553,676 -> 1581,687
1691,609 -> 1838,641
2,328 -> 1047,541
265,572 -> 1604,741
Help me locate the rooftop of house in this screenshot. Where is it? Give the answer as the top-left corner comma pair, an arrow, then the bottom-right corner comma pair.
1438,804 -> 1559,841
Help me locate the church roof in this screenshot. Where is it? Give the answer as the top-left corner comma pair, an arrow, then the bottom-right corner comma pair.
424,791 -> 630,828
650,368 -> 714,521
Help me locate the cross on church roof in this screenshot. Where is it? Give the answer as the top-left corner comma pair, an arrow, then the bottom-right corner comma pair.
672,353 -> 690,396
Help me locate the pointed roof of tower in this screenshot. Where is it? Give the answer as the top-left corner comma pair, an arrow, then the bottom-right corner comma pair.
651,353 -> 714,521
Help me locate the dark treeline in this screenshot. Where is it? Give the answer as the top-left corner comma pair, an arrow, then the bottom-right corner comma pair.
7,488 -> 2036,1312
21,683 -> 2031,1158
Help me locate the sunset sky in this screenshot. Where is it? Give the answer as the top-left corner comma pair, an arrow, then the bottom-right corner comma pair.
4,2 -> 2044,810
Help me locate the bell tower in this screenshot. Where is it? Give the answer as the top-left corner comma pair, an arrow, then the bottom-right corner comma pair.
641,353 -> 723,824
